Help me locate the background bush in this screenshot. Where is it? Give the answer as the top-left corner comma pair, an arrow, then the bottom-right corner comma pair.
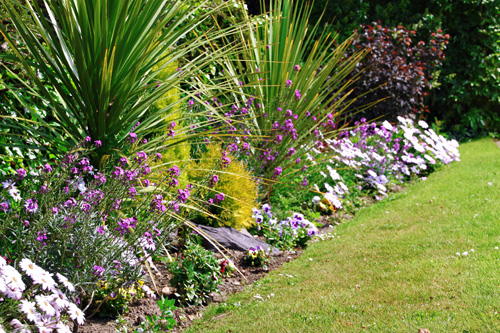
246,0 -> 500,138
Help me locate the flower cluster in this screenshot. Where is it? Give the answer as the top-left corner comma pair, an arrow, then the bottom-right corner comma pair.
313,117 -> 460,209
244,246 -> 269,267
252,204 -> 318,250
0,257 -> 83,332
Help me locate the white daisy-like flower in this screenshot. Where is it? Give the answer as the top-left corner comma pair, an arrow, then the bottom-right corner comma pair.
4,285 -> 23,300
54,322 -> 72,333
1,180 -> 14,189
9,319 -> 25,330
56,273 -> 75,292
2,265 -> 26,291
418,120 -> 429,129
36,295 -> 57,317
67,304 -> 85,325
33,270 -> 57,291
19,299 -> 41,322
50,289 -> 70,310
0,256 -> 6,267
19,258 -> 43,278
0,322 -> 5,333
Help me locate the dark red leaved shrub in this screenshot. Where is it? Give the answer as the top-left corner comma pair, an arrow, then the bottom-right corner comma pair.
338,22 -> 448,122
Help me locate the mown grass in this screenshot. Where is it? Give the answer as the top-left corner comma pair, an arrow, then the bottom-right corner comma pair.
186,138 -> 500,332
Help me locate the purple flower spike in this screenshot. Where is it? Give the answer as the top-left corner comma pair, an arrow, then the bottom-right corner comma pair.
286,79 -> 292,87
94,140 -> 102,148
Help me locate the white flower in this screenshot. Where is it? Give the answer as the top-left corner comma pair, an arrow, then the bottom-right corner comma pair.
1,180 -> 14,189
4,285 -> 23,300
462,251 -> 468,256
19,258 -> 43,278
67,304 -> 85,325
382,120 -> 393,131
36,295 -> 57,317
19,299 -> 40,322
54,322 -> 72,333
0,256 -> 5,267
56,273 -> 75,292
33,270 -> 57,291
312,196 -> 321,205
418,120 -> 429,129
51,289 -> 70,310
2,265 -> 26,291
141,284 -> 156,299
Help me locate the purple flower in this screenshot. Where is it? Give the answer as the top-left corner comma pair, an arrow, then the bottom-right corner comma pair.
94,140 -> 102,148
156,153 -> 162,161
24,198 -> 38,214
94,172 -> 106,185
295,89 -> 301,100
85,136 -> 91,142
255,215 -> 263,224
209,175 -> 219,188
286,79 -> 292,87
129,187 -> 137,199
40,184 -> 49,194
92,265 -> 105,277
43,163 -> 52,173
112,166 -> 124,178
16,168 -> 27,179
64,198 -> 77,208
96,226 -> 105,235
169,165 -> 181,177
36,231 -> 47,244
177,188 -> 190,203
301,176 -> 308,187
294,64 -> 300,71
115,217 -> 137,235
273,166 -> 283,177
214,192 -> 225,204
51,207 -> 59,215
128,132 -> 138,144
0,202 -> 9,212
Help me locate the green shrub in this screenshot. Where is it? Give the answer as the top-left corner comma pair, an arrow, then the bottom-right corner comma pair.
188,143 -> 258,230
167,240 -> 222,305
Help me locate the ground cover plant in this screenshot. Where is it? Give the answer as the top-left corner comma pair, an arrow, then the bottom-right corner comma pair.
187,138 -> 500,332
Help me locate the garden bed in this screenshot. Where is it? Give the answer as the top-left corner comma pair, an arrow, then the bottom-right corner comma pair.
78,246 -> 304,332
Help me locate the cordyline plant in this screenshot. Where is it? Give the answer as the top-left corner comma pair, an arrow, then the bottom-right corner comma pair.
0,0 -> 241,166
191,0 -> 369,198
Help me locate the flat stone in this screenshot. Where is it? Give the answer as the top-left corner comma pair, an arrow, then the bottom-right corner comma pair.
192,223 -> 280,255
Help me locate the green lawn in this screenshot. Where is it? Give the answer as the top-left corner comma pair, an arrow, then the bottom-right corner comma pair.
187,138 -> 500,332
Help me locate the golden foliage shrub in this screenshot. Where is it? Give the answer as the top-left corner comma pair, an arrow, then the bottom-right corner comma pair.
188,144 -> 258,230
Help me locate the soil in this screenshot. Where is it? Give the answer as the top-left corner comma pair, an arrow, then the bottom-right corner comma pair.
77,244 -> 306,332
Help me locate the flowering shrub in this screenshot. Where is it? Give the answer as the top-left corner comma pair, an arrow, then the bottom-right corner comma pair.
244,246 -> 270,268
167,240 -> 222,305
338,23 -> 448,122
251,204 -> 318,250
0,140 -> 188,312
312,117 -> 460,210
0,257 -> 82,331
